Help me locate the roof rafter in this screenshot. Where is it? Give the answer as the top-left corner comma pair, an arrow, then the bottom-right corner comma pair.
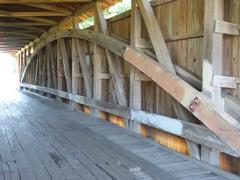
0,0 -> 92,3
0,9 -> 57,25
0,11 -> 69,17
0,22 -> 53,27
22,3 -> 72,14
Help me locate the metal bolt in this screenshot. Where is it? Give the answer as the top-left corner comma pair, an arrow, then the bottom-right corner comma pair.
194,97 -> 200,105
189,104 -> 194,112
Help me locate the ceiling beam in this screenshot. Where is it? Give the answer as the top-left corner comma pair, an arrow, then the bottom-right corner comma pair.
0,11 -> 69,17
19,17 -> 57,25
0,36 -> 35,40
0,28 -> 42,33
0,22 -> 52,27
23,3 -> 72,14
0,9 -> 57,25
0,42 -> 28,44
12,26 -> 47,33
0,0 -> 92,3
0,31 -> 37,38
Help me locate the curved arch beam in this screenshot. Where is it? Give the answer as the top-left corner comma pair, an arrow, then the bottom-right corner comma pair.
21,29 -> 240,156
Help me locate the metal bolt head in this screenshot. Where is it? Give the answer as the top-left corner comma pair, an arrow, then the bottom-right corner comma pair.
194,97 -> 200,105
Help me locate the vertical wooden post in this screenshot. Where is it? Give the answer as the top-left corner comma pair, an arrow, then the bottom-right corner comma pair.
49,45 -> 57,89
38,54 -> 42,86
24,48 -> 29,84
19,51 -> 23,82
42,48 -> 48,88
129,0 -> 141,133
23,49 -> 27,74
34,55 -> 39,85
93,10 -> 103,117
57,40 -> 64,102
201,0 -> 224,166
59,38 -> 72,93
47,46 -> 52,89
75,39 -> 92,98
18,52 -> 22,83
72,16 -> 81,96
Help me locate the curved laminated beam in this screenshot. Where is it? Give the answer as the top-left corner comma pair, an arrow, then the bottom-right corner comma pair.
21,29 -> 240,156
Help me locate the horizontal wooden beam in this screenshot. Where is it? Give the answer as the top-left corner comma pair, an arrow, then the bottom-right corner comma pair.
0,22 -> 52,27
0,31 -> 37,38
0,42 -> 29,46
0,12 -> 69,17
12,26 -> 47,33
20,83 -> 238,157
0,36 -> 35,40
19,17 -> 57,25
23,3 -> 72,14
0,0 -> 92,3
213,75 -> 240,89
0,9 -> 57,24
215,20 -> 240,36
150,0 -> 176,7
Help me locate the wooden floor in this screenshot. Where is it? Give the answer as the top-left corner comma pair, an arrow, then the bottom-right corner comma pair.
0,89 -> 239,180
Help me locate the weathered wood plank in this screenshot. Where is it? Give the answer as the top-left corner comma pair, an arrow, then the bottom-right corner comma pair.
58,39 -> 72,93
75,38 -> 92,97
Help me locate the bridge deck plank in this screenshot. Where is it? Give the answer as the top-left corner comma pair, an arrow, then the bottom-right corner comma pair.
0,89 -> 238,180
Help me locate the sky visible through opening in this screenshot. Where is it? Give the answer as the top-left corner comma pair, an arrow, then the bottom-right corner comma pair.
0,53 -> 18,97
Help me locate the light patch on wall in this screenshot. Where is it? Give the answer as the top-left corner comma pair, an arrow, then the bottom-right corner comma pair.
130,109 -> 183,135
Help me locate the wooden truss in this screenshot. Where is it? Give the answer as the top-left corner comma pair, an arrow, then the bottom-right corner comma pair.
18,0 -> 240,160
19,28 -> 240,156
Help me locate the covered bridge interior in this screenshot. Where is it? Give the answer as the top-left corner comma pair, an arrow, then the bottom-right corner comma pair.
1,0 -> 240,179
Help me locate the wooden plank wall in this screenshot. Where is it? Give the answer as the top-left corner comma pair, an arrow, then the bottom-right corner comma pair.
220,0 -> 240,175
21,0 -> 240,175
98,0 -> 240,174
108,0 -> 204,156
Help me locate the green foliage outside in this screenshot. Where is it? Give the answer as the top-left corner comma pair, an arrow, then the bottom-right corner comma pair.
79,0 -> 131,29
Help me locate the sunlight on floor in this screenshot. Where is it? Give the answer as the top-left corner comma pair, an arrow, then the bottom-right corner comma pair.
0,53 -> 18,98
